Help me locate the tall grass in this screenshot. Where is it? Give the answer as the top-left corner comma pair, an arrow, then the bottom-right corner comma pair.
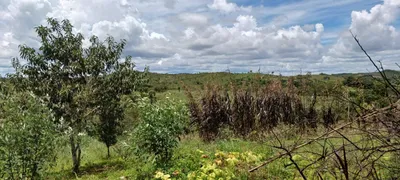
185,79 -> 326,141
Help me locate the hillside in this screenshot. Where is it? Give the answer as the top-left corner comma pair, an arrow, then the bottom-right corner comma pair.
148,72 -> 336,92
148,70 -> 400,92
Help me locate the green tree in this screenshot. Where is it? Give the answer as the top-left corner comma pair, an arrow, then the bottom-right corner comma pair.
0,90 -> 57,179
10,18 -> 147,173
134,99 -> 189,167
94,88 -> 124,159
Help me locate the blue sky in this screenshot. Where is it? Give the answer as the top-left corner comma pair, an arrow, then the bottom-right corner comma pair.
0,0 -> 400,75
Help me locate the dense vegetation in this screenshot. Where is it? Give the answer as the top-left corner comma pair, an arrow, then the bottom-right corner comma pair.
0,18 -> 399,179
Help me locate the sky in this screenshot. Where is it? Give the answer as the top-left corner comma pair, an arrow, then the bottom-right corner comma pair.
0,0 -> 400,75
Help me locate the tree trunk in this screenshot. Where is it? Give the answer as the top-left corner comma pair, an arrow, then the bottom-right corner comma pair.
70,135 -> 81,174
31,163 -> 39,179
107,145 -> 110,159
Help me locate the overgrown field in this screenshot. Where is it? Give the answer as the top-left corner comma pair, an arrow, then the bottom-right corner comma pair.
0,18 -> 399,180
48,130 -> 398,180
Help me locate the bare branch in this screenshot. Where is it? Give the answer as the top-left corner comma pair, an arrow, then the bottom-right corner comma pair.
249,122 -> 353,172
350,30 -> 400,97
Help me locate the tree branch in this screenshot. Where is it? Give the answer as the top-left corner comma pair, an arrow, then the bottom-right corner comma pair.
350,30 -> 400,97
249,122 -> 353,172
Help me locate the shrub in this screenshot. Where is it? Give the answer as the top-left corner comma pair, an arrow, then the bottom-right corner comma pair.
0,92 -> 57,179
185,80 -> 320,141
198,85 -> 231,141
231,87 -> 255,137
133,98 -> 189,167
322,107 -> 339,128
184,84 -> 232,141
155,149 -> 266,179
154,84 -> 168,92
10,18 -> 147,173
96,100 -> 124,158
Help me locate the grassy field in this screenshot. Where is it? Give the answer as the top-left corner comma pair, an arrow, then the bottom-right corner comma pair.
47,127 -> 397,179
45,132 -> 325,179
16,71 -> 399,179
148,70 -> 400,93
2,15 -> 399,179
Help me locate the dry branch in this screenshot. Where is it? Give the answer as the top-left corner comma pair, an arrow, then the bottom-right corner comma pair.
350,31 -> 400,97
248,122 -> 354,172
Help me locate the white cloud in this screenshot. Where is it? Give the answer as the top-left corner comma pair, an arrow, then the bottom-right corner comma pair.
184,28 -> 196,39
0,32 -> 16,57
90,16 -> 147,45
325,0 -> 400,71
0,0 -> 399,74
179,13 -> 208,28
47,0 -> 139,26
163,0 -> 176,9
208,0 -> 251,13
0,32 -> 19,66
183,15 -> 324,61
208,0 -> 237,13
135,15 -> 326,74
234,15 -> 258,31
0,0 -> 53,68
0,0 -> 52,37
157,53 -> 182,65
343,0 -> 399,52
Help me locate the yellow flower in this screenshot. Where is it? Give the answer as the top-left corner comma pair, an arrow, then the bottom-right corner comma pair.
154,171 -> 164,179
154,171 -> 171,180
292,154 -> 302,161
215,159 -> 223,166
215,151 -> 225,158
209,172 -> 216,178
162,174 -> 171,180
196,149 -> 204,154
226,157 -> 239,167
172,170 -> 180,176
242,151 -> 260,163
228,152 -> 239,158
382,154 -> 391,161
201,163 -> 217,173
187,172 -> 197,180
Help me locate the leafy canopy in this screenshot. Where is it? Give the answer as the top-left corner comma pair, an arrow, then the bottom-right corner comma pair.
10,17 -> 147,172
0,90 -> 57,179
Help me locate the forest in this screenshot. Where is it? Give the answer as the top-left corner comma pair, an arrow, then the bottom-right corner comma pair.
0,18 -> 399,179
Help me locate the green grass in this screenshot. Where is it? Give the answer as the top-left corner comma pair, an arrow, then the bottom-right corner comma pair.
47,128 -> 394,179
48,135 -> 150,179
155,90 -> 191,102
48,127 -> 376,179
48,134 -> 278,179
43,69 -> 399,179
148,72 -> 346,93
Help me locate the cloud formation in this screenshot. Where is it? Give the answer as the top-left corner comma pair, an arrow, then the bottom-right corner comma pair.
0,0 -> 399,75
323,0 -> 400,73
208,0 -> 252,13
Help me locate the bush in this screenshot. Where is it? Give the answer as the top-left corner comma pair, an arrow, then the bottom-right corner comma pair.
185,80 -> 319,141
155,149 -> 266,179
198,85 -> 231,141
0,92 -> 57,179
154,84 -> 168,92
133,98 -> 189,167
322,107 -> 339,128
231,88 -> 255,137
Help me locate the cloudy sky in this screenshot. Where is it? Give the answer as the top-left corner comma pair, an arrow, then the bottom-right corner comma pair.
1,0 -> 400,75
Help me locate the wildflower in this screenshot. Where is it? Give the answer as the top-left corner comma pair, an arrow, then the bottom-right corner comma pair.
154,171 -> 171,180
215,159 -> 223,166
172,170 -> 180,176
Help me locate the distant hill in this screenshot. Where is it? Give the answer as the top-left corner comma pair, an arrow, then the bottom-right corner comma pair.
333,69 -> 400,78
148,72 -> 332,92
147,70 -> 400,92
